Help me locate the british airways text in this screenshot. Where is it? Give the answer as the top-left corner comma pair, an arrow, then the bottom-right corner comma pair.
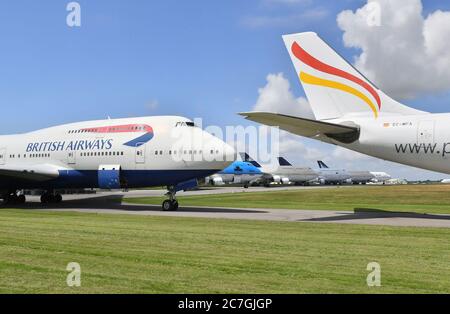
26,139 -> 113,152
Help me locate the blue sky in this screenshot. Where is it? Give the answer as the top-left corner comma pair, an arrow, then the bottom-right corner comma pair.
0,0 -> 399,130
1,0 -> 450,179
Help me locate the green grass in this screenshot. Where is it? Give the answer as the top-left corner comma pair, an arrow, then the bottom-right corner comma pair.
125,185 -> 450,214
0,209 -> 449,293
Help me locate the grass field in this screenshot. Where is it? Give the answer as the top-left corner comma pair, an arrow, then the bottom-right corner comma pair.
0,208 -> 449,293
125,185 -> 450,214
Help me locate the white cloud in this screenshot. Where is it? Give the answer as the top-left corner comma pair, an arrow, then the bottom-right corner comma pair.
278,131 -> 325,159
253,73 -> 315,118
337,0 -> 450,99
250,73 -> 321,167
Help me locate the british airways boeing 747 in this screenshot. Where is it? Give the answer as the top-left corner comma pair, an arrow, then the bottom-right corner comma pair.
0,116 -> 235,211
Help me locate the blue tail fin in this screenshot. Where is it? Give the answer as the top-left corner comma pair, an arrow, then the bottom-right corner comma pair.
317,160 -> 329,169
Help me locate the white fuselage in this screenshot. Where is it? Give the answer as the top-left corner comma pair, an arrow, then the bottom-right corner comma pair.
0,116 -> 235,191
331,113 -> 450,174
259,165 -> 319,184
317,168 -> 351,184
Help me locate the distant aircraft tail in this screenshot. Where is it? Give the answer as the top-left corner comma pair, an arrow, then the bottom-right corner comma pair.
278,157 -> 293,167
239,153 -> 261,168
282,32 -> 427,120
317,160 -> 329,169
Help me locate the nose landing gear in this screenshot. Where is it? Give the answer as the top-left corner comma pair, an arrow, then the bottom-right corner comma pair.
162,186 -> 179,211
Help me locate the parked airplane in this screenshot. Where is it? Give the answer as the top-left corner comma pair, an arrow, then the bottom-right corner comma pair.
0,116 -> 235,211
316,160 -> 352,185
316,160 -> 375,185
240,32 -> 450,175
370,172 -> 392,183
241,153 -> 319,186
205,159 -> 263,188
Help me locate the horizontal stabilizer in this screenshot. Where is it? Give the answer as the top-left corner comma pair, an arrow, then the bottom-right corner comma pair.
239,112 -> 360,144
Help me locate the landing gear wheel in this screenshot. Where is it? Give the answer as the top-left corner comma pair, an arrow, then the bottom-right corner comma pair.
162,200 -> 173,211
55,194 -> 62,203
40,194 -> 49,204
244,184 -> 249,189
17,195 -> 26,204
162,185 -> 179,211
41,193 -> 54,204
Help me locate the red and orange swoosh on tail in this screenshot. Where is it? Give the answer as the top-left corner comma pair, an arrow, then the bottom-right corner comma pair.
291,42 -> 381,118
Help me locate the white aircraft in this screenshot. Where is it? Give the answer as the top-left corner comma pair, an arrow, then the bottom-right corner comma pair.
241,153 -> 318,186
370,172 -> 392,183
317,160 -> 379,185
240,32 -> 450,175
0,116 -> 235,211
316,160 -> 352,185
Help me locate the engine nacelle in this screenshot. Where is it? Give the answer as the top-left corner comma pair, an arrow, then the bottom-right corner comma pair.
319,178 -> 326,185
281,177 -> 290,184
212,177 -> 225,186
345,179 -> 352,184
272,175 -> 281,183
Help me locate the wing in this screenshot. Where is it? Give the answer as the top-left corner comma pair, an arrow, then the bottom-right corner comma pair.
239,112 -> 360,144
0,163 -> 61,182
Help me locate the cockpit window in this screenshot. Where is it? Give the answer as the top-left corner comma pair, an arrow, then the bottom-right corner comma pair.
175,121 -> 196,127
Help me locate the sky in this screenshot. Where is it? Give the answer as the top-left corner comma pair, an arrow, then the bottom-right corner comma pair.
1,0 -> 450,180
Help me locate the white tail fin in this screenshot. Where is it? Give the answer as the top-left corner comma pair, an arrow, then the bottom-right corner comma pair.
282,32 -> 427,120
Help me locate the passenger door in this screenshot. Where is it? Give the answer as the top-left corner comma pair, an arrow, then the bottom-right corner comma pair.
0,148 -> 5,165
67,151 -> 76,165
135,143 -> 145,164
